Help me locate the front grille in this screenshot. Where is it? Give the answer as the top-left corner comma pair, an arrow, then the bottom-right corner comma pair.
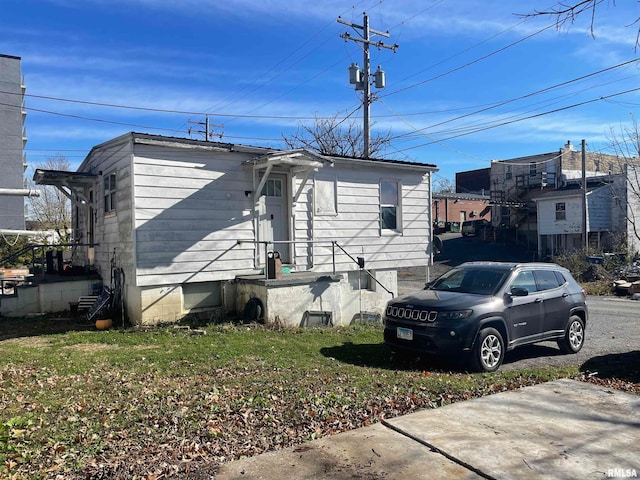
386,305 -> 438,322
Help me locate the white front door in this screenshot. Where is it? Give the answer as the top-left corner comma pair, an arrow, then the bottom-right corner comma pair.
259,175 -> 290,263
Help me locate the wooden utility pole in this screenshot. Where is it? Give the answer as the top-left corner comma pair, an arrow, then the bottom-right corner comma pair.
338,13 -> 397,158
582,139 -> 588,252
188,115 -> 223,141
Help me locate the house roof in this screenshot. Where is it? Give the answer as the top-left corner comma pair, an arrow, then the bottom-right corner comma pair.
33,169 -> 97,186
531,184 -> 610,202
432,192 -> 490,201
81,132 -> 437,172
32,169 -> 98,208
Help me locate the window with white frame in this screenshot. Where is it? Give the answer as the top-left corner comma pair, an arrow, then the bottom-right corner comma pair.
555,202 -> 566,221
104,173 -> 117,214
380,180 -> 400,231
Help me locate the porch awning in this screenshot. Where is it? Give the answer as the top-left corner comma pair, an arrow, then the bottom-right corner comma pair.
33,169 -> 97,207
243,149 -> 333,204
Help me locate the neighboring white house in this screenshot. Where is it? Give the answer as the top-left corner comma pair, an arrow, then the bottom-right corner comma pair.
533,174 -> 631,258
33,133 -> 437,326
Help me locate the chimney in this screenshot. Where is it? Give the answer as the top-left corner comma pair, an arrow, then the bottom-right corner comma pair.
564,140 -> 574,151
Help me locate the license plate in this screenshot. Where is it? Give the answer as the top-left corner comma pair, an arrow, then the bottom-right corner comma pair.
397,327 -> 413,341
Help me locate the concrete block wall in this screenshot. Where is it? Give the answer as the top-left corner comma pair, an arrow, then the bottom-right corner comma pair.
0,279 -> 97,317
139,285 -> 183,325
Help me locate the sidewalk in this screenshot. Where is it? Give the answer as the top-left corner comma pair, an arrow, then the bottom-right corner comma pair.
215,379 -> 639,479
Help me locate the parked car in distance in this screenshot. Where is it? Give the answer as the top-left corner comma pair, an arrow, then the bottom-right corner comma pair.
383,262 -> 588,372
461,219 -> 490,237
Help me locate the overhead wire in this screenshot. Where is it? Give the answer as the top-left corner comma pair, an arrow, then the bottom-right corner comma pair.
7,1 -> 634,161
389,57 -> 640,141
391,86 -> 640,154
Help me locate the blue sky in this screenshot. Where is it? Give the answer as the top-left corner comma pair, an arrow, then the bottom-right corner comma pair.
2,0 -> 640,184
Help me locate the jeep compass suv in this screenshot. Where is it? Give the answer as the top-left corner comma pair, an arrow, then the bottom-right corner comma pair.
383,262 -> 587,372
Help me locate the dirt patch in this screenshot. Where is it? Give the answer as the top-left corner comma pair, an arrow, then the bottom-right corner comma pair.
0,315 -> 96,343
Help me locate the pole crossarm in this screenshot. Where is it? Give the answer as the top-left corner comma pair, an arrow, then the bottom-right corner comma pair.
339,33 -> 398,51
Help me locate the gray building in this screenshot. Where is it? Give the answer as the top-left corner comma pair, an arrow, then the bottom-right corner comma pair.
0,54 -> 27,230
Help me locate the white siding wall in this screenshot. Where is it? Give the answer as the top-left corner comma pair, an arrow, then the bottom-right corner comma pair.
295,162 -> 430,272
132,144 -> 258,287
78,139 -> 134,285
537,196 -> 582,235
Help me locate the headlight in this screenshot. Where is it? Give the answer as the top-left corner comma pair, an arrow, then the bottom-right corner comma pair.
437,310 -> 473,321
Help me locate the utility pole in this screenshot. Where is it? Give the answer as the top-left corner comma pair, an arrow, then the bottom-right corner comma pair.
582,138 -> 588,252
188,115 -> 224,141
338,13 -> 398,158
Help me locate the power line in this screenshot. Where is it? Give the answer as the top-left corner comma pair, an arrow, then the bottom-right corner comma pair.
390,57 -> 640,141
381,22 -> 557,99
392,86 -> 640,153
0,91 -> 347,120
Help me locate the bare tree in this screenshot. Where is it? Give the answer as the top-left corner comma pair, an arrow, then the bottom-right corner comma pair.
282,113 -> 392,158
27,155 -> 72,244
604,118 -> 640,250
520,1 -> 640,48
433,177 -> 456,193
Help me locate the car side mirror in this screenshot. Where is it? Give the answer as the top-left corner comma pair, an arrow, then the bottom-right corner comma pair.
509,287 -> 529,297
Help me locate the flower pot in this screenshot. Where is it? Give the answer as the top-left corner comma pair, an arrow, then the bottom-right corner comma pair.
95,318 -> 113,330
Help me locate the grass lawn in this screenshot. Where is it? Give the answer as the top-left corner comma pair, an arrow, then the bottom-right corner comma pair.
0,315 -> 626,479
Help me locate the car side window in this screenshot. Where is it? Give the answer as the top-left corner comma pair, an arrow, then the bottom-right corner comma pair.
554,271 -> 567,286
509,270 -> 536,293
533,270 -> 562,291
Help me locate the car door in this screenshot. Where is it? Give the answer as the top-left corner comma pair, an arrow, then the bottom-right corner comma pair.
505,269 -> 543,346
533,269 -> 570,338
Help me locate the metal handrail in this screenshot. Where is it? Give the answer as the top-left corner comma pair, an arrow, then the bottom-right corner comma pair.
236,239 -> 394,297
1,243 -> 98,275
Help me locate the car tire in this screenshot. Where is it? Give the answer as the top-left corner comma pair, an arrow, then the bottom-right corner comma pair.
470,327 -> 504,373
558,315 -> 585,354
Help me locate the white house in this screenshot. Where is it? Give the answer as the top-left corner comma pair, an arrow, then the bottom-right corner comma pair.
533,175 -> 629,258
33,133 -> 437,326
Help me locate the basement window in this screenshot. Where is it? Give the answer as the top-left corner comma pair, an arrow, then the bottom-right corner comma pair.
183,282 -> 222,310
555,202 -> 566,221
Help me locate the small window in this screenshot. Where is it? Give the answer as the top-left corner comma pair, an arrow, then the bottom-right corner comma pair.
554,271 -> 567,286
314,177 -> 337,216
348,270 -> 371,291
594,159 -> 600,172
533,270 -> 561,291
183,282 -> 222,310
261,178 -> 283,197
529,163 -> 537,177
104,173 -> 116,214
505,165 -> 512,180
380,180 -> 400,231
555,202 -> 566,221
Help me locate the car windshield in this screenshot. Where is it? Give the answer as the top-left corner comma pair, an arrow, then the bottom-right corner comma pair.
429,267 -> 509,295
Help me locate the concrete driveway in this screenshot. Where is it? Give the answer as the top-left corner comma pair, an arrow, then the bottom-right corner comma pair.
215,379 -> 640,479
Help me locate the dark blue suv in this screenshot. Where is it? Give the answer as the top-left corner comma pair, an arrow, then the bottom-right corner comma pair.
383,262 -> 588,372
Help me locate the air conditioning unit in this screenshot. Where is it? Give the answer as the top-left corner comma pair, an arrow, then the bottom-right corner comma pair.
471,210 -> 478,216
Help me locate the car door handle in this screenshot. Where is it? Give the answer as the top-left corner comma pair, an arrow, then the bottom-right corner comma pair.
534,298 -> 543,303
562,293 -> 569,298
